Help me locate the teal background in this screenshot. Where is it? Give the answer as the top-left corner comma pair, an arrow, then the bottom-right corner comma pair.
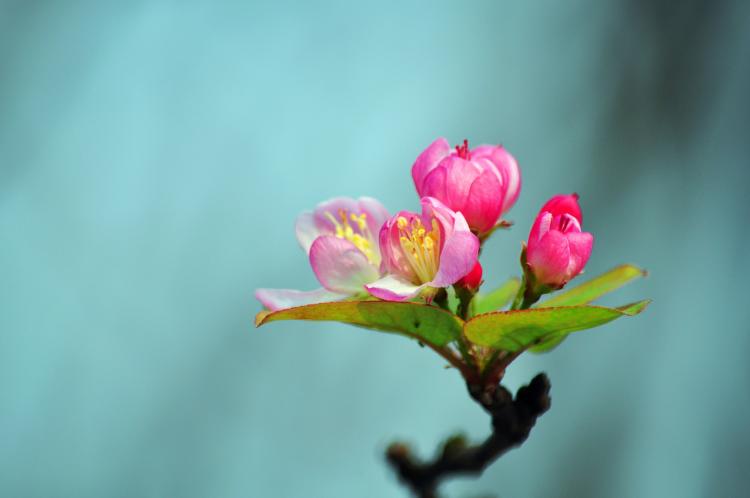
2,1 -> 748,497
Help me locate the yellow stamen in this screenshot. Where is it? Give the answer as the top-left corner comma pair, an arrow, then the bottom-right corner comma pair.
350,212 -> 368,232
397,216 -> 441,284
323,209 -> 378,265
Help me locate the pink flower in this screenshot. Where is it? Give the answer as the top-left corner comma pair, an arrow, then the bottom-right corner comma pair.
365,197 -> 480,301
411,138 -> 521,234
256,197 -> 390,310
526,194 -> 593,289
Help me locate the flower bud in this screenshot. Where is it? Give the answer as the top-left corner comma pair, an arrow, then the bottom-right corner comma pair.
456,261 -> 483,292
411,138 -> 521,234
525,194 -> 593,290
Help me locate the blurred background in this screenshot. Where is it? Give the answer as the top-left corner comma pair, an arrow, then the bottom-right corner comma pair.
1,1 -> 748,496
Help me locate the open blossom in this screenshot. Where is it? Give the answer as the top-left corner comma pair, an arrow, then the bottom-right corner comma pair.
411,137 -> 521,234
526,194 -> 593,289
365,197 -> 479,301
256,197 -> 390,310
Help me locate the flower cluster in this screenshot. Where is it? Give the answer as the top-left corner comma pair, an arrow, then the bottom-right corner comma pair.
256,138 -> 593,311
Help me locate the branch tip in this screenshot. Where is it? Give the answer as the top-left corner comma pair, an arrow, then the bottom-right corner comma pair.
386,373 -> 551,498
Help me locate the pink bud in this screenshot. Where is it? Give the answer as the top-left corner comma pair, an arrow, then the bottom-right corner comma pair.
535,193 -> 582,223
526,194 -> 593,289
457,261 -> 483,291
411,138 -> 521,234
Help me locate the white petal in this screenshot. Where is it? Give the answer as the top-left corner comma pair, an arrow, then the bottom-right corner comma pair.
364,274 -> 426,302
255,287 -> 344,311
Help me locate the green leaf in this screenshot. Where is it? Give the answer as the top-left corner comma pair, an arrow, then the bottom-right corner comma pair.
471,277 -> 521,316
527,334 -> 567,353
540,264 -> 647,308
527,265 -> 647,352
255,300 -> 464,347
463,300 -> 650,352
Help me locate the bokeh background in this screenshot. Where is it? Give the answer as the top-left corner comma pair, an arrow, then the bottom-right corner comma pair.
2,1 -> 749,497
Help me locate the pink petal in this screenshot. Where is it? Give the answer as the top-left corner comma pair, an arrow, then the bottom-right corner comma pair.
379,215 -> 411,278
528,211 -> 553,246
309,236 -> 380,293
421,153 -> 509,232
566,231 -> 594,277
527,230 -> 571,287
442,157 -> 483,210
420,196 -> 455,238
540,194 -> 582,223
461,168 -> 503,233
412,137 -> 451,195
419,165 -> 448,204
555,213 -> 582,233
448,203 -> 471,233
497,149 -> 521,214
472,145 -> 521,215
378,218 -> 395,274
430,212 -> 480,287
365,274 -> 426,302
468,145 -> 497,159
383,213 -> 420,281
255,287 -> 343,311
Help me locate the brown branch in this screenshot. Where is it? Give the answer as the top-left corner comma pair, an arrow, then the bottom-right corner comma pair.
386,373 -> 551,498
480,351 -> 522,392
